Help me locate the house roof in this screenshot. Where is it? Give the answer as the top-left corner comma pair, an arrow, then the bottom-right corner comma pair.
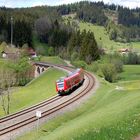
27,47 -> 36,55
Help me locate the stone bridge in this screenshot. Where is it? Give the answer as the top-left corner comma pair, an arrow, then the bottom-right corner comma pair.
34,62 -> 51,78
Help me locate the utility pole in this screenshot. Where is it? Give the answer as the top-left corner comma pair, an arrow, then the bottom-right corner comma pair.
11,17 -> 13,47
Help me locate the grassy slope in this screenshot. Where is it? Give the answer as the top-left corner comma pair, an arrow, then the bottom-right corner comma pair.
79,22 -> 140,53
17,65 -> 140,140
0,68 -> 66,117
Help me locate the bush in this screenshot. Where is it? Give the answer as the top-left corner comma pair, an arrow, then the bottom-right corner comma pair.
72,60 -> 87,69
101,63 -> 117,82
18,78 -> 31,86
48,47 -> 55,56
87,62 -> 99,73
101,53 -> 123,73
112,59 -> 123,73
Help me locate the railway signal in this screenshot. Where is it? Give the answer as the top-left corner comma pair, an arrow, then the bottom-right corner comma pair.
36,110 -> 42,133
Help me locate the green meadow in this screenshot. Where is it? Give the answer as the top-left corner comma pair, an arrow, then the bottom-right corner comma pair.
119,65 -> 140,81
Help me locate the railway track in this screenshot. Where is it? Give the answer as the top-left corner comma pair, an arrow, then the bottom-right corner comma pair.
0,63 -> 96,139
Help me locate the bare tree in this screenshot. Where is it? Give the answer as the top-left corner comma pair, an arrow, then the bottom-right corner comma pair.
0,68 -> 16,115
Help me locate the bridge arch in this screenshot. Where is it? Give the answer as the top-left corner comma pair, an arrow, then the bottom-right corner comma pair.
34,63 -> 50,78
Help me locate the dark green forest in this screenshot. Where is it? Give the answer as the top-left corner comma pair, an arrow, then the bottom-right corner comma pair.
1,1 -> 140,63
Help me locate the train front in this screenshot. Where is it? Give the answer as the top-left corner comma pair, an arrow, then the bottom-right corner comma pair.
56,77 -> 65,94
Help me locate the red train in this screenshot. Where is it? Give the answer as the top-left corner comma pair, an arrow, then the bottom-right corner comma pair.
56,68 -> 84,95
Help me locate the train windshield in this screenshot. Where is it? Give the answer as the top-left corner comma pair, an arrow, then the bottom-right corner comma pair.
56,78 -> 64,89
57,82 -> 64,88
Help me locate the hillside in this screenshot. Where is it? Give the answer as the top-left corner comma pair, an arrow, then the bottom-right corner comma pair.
79,22 -> 140,53
17,65 -> 140,140
63,14 -> 140,53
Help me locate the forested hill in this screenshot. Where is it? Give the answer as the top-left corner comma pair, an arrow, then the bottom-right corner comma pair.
1,1 -> 140,55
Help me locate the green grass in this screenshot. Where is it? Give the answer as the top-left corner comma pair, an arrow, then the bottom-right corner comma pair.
0,68 -> 66,117
0,58 -> 9,67
0,58 -> 12,74
17,71 -> 140,140
40,56 -> 68,66
0,58 -> 5,66
119,65 -> 140,81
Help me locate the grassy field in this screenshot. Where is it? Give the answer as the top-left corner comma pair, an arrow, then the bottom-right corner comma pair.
79,22 -> 140,53
119,65 -> 140,81
0,68 -> 66,117
17,65 -> 140,140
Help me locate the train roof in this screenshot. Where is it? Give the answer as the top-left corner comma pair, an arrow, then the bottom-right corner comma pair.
56,68 -> 82,83
67,68 -> 80,77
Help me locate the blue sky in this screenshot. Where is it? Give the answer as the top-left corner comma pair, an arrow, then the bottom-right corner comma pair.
1,0 -> 140,9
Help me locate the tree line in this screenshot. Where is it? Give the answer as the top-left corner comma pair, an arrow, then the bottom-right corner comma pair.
118,7 -> 140,27
0,6 -> 60,47
0,12 -> 32,47
67,30 -> 100,64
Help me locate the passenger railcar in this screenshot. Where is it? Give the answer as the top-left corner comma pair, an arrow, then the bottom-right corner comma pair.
56,68 -> 84,95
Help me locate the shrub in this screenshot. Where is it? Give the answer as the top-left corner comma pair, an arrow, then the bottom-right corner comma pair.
72,60 -> 87,69
19,78 -> 32,86
48,47 -> 55,56
101,63 -> 117,82
112,59 -> 123,73
87,62 -> 99,73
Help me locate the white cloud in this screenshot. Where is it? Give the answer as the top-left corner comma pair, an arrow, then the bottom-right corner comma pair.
32,2 -> 46,7
1,0 -> 140,8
